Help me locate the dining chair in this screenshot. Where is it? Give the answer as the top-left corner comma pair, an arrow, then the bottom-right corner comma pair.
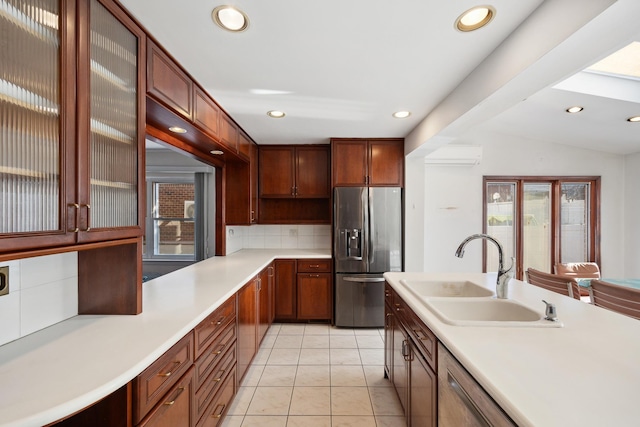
589,280 -> 640,320
554,262 -> 600,297
525,268 -> 581,300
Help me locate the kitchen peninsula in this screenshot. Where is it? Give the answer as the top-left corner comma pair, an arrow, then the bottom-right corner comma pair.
384,272 -> 640,427
0,249 -> 329,427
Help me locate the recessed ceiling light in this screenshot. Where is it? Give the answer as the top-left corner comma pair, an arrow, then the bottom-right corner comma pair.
566,106 -> 584,113
267,110 -> 286,118
456,6 -> 495,32
212,5 -> 249,32
210,150 -> 224,155
627,116 -> 640,122
392,111 -> 411,119
169,126 -> 187,134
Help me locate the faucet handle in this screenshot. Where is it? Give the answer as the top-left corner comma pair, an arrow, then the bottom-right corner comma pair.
542,300 -> 558,321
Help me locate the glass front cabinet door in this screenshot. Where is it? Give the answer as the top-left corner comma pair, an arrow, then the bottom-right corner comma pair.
0,0 -> 145,253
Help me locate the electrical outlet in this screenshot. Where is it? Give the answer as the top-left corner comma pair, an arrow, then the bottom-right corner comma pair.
289,228 -> 298,237
0,266 -> 8,297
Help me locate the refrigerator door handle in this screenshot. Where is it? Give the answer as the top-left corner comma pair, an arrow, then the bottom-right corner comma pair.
342,277 -> 386,283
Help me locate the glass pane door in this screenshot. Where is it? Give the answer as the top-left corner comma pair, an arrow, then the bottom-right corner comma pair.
1,0 -> 60,233
485,182 -> 516,272
523,183 -> 552,272
560,182 -> 590,262
88,0 -> 138,228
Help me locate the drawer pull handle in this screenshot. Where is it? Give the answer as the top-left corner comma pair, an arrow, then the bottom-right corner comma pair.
163,387 -> 185,406
213,369 -> 226,382
212,344 -> 226,356
309,265 -> 320,268
212,403 -> 226,418
158,361 -> 180,377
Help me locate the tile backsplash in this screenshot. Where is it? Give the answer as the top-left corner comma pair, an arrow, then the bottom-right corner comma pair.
0,252 -> 78,346
226,224 -> 331,255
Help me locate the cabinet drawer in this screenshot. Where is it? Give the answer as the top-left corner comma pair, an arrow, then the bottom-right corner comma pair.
137,367 -> 195,427
297,259 -> 331,272
196,366 -> 237,427
194,296 -> 236,359
195,346 -> 236,421
396,298 -> 437,371
194,321 -> 236,391
134,333 -> 194,424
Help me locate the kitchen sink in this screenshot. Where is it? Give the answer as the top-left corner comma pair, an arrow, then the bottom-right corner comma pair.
423,298 -> 564,328
400,279 -> 494,298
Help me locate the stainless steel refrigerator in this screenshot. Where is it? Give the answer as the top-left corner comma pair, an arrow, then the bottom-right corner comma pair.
334,187 -> 403,327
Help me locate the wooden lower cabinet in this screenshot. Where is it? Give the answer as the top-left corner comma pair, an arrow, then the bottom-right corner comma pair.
133,333 -> 195,424
274,259 -> 333,322
297,272 -> 332,319
386,285 -> 437,427
138,367 -> 195,427
274,259 -> 297,320
196,366 -> 237,427
409,340 -> 437,427
258,264 -> 274,343
236,278 -> 258,382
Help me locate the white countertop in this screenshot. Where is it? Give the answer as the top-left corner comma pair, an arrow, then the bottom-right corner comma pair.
384,272 -> 640,427
0,249 -> 330,427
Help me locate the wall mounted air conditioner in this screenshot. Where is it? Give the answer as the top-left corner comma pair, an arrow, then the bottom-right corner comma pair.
423,145 -> 482,166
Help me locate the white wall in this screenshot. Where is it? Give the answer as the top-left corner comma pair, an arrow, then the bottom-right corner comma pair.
405,130 -> 626,277
624,152 -> 640,277
0,252 -> 78,346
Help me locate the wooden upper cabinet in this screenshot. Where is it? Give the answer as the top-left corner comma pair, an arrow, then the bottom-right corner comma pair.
238,130 -> 252,161
331,140 -> 369,186
193,86 -> 220,138
147,39 -> 193,120
219,113 -> 239,153
259,145 -> 330,198
296,146 -> 330,198
259,147 -> 296,197
332,138 -> 404,187
1,0 -> 147,253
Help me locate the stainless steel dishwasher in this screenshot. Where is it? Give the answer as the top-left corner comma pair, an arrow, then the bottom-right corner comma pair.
438,343 -> 516,427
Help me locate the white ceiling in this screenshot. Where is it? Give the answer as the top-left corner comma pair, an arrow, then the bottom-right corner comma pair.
123,0 -> 640,156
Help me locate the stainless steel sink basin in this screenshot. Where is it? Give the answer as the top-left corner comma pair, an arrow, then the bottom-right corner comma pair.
423,298 -> 563,328
400,279 -> 494,298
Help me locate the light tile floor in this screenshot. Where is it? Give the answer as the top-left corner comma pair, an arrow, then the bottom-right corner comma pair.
223,323 -> 406,427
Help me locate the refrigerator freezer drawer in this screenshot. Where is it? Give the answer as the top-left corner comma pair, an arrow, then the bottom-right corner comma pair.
335,274 -> 385,327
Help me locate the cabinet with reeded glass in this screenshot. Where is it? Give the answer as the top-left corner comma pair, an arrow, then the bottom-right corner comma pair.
0,0 -> 146,314
0,0 -> 146,254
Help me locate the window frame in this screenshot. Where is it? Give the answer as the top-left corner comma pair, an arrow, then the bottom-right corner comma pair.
483,176 -> 601,280
144,176 -> 196,261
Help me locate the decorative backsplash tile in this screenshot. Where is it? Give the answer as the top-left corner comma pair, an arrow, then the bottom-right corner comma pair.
226,224 -> 331,255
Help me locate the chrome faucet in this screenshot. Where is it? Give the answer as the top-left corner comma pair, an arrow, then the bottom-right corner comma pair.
455,234 -> 515,299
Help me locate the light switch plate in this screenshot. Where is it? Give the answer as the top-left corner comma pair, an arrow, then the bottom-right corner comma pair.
0,266 -> 8,296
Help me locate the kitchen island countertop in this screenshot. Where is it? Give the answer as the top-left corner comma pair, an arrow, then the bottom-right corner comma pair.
384,272 -> 640,427
0,249 -> 330,427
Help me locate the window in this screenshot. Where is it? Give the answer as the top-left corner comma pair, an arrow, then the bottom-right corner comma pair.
144,180 -> 195,260
484,177 -> 600,280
